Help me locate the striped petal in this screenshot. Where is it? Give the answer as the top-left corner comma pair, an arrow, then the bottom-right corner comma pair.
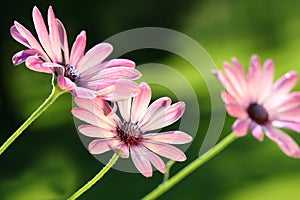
131,145 -> 153,177
131,82 -> 151,123
78,125 -> 115,138
143,131 -> 192,144
69,31 -> 86,67
232,119 -> 250,137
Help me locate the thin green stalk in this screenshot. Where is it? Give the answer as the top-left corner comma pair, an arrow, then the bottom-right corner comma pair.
0,84 -> 67,155
68,153 -> 119,200
142,132 -> 237,200
163,160 -> 175,182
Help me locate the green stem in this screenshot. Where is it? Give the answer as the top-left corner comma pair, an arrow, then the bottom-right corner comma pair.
142,132 -> 237,200
68,153 -> 119,200
0,84 -> 67,155
163,160 -> 175,183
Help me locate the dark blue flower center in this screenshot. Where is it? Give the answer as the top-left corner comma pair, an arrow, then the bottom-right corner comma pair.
247,103 -> 269,125
64,64 -> 79,82
117,122 -> 142,146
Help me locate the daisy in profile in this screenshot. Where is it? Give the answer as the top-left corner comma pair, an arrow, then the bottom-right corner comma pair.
11,6 -> 141,99
72,82 -> 192,177
213,55 -> 300,158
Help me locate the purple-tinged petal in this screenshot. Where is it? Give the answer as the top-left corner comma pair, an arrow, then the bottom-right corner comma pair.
117,99 -> 132,122
131,146 -> 153,177
13,21 -> 49,61
88,138 -> 120,154
97,67 -> 141,80
140,102 -> 185,131
10,25 -> 30,48
78,125 -> 115,138
251,124 -> 264,141
80,59 -> 136,79
48,6 -> 62,63
72,87 -> 96,99
232,119 -> 250,137
131,82 -> 151,123
32,6 -> 55,61
139,145 -> 166,174
95,85 -> 116,97
142,141 -> 187,162
226,104 -> 247,119
25,56 -> 53,73
272,121 -> 300,132
12,49 -> 41,66
264,126 -> 300,158
57,75 -> 76,90
71,108 -> 116,130
143,131 -> 192,144
77,43 -> 113,73
56,19 -> 69,63
138,97 -> 172,129
69,31 -> 86,67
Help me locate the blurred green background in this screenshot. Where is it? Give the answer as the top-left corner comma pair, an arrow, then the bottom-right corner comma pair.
1,0 -> 300,199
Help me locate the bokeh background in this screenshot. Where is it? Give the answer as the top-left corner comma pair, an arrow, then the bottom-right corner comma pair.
1,0 -> 300,199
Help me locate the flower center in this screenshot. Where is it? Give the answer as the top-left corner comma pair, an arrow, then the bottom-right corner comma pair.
117,122 -> 142,146
247,103 -> 269,125
64,64 -> 79,82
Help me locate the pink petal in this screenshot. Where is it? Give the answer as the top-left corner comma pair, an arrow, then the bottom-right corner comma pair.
69,31 -> 86,67
226,104 -> 248,119
25,56 -> 53,73
140,102 -> 186,131
88,138 -> 120,154
80,59 -> 136,79
95,85 -> 116,97
265,71 -> 298,108
138,97 -> 172,128
143,131 -> 192,144
248,55 -> 262,102
271,108 -> 300,123
77,43 -> 113,73
251,124 -> 264,141
131,82 -> 152,123
96,67 -> 141,80
47,6 -> 62,63
257,59 -> 274,104
57,75 -> 76,90
272,121 -> 300,132
56,19 -> 69,63
74,96 -> 113,116
221,91 -> 239,105
73,98 -> 116,128
72,87 -> 96,99
232,119 -> 250,137
71,108 -> 116,130
223,62 -> 246,99
32,6 -> 55,61
117,99 -> 132,122
78,125 -> 115,138
142,141 -> 187,162
102,80 -> 140,101
264,126 -> 300,158
130,146 -> 153,177
139,145 -> 166,174
268,92 -> 300,114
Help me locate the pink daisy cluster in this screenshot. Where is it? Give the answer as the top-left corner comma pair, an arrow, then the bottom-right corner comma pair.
213,55 -> 300,158
72,82 -> 192,177
11,6 -> 192,177
11,6 -> 140,100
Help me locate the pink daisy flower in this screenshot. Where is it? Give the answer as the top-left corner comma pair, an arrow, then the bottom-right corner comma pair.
11,6 -> 141,99
213,55 -> 300,158
71,82 -> 192,177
